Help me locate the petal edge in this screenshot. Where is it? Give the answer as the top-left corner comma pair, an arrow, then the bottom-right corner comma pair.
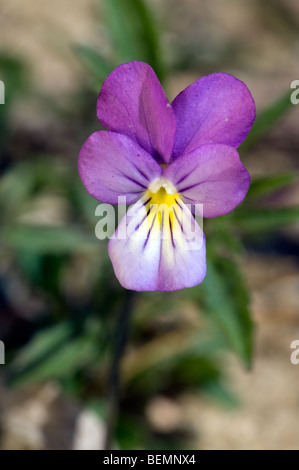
172,73 -> 256,158
97,61 -> 176,163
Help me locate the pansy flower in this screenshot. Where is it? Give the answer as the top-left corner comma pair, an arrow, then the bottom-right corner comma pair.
78,61 -> 255,292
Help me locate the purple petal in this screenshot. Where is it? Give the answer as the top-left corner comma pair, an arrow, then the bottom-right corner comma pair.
172,73 -> 256,158
164,144 -> 250,218
97,61 -> 176,164
108,194 -> 206,291
78,131 -> 162,204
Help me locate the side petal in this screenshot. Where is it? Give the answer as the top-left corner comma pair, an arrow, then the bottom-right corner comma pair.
108,195 -> 206,291
78,131 -> 162,204
172,73 -> 256,158
164,144 -> 250,218
97,61 -> 176,163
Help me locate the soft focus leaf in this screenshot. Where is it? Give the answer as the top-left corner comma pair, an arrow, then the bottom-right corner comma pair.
202,381 -> 239,408
172,356 -> 220,387
70,177 -> 100,225
74,44 -> 113,87
0,164 -> 34,217
232,207 -> 299,232
2,225 -> 98,254
0,158 -> 68,210
9,323 -> 72,371
206,217 -> 244,255
0,53 -> 28,101
240,90 -> 294,151
246,173 -> 297,200
100,0 -> 164,80
122,328 -> 223,387
0,54 -> 28,149
10,337 -> 98,386
200,253 -> 253,368
9,320 -> 103,386
117,414 -> 149,450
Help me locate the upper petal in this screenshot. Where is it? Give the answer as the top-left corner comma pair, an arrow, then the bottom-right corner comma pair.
108,194 -> 206,291
78,131 -> 162,204
97,61 -> 176,164
164,144 -> 250,218
172,73 -> 256,158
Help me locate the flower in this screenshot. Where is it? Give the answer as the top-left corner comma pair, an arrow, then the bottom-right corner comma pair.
78,61 -> 255,292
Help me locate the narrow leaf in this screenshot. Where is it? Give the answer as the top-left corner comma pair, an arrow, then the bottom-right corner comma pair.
2,225 -> 98,254
232,207 -> 299,233
100,0 -> 164,80
74,44 -> 113,85
200,253 -> 254,367
240,91 -> 294,151
246,173 -> 296,201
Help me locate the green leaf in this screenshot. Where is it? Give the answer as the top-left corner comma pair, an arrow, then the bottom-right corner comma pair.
10,337 -> 98,386
100,0 -> 164,80
0,53 -> 28,100
0,54 -> 28,147
9,320 -> 103,386
74,44 -> 113,86
0,158 -> 69,216
202,380 -> 239,408
70,177 -> 100,225
206,217 -> 244,255
117,413 -> 149,450
1,225 -> 99,254
122,328 -> 223,387
200,253 -> 254,368
240,91 -> 294,151
0,164 -> 34,216
232,206 -> 299,233
246,173 -> 297,201
10,323 -> 72,371
173,356 -> 220,387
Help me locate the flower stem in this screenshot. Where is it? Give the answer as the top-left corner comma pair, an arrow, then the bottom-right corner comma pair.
104,290 -> 134,450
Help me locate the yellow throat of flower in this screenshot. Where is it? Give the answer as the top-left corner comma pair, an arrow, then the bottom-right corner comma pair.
145,178 -> 180,226
149,187 -> 178,207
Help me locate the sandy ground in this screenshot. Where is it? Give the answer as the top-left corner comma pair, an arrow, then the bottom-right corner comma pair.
0,0 -> 299,450
182,254 -> 299,450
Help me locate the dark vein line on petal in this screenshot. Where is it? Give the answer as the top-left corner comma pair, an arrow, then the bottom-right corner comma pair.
143,212 -> 157,250
169,216 -> 175,248
143,197 -> 152,206
131,163 -> 150,181
135,205 -> 152,231
174,198 -> 183,210
123,175 -> 147,188
175,166 -> 198,185
179,174 -> 232,193
173,207 -> 184,234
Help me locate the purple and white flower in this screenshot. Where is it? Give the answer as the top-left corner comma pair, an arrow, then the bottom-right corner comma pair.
78,61 -> 255,292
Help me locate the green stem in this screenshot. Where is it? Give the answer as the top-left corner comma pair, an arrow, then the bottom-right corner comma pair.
104,290 -> 135,450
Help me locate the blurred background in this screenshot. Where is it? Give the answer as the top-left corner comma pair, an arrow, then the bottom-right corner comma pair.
0,0 -> 299,450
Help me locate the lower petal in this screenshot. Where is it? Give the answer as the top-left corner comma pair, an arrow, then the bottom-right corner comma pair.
108,194 -> 206,291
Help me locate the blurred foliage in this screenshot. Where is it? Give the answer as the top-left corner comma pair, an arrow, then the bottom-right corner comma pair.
239,91 -> 295,152
0,54 -> 28,152
0,0 -> 299,451
74,0 -> 164,90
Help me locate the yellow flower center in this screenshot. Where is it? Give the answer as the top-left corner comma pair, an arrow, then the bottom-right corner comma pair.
145,178 -> 180,227
149,187 -> 178,207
